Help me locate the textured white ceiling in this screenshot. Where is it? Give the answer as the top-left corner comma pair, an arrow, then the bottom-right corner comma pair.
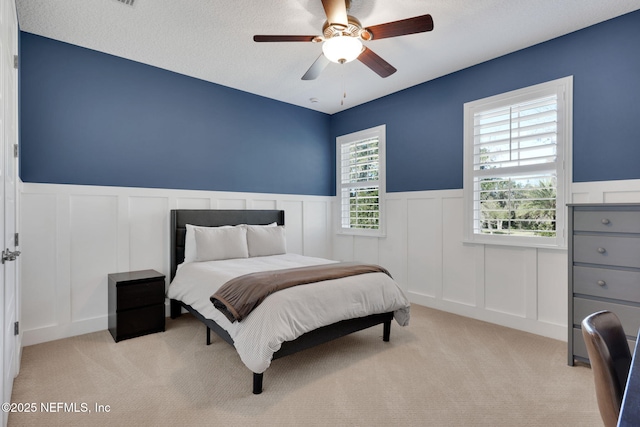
15,0 -> 640,114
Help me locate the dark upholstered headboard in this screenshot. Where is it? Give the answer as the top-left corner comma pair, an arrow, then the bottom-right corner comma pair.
169,209 -> 285,280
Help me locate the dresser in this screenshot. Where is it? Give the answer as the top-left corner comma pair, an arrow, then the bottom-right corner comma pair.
108,269 -> 166,342
568,203 -> 640,365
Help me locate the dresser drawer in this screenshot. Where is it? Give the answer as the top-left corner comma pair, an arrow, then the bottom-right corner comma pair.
573,266 -> 640,303
573,235 -> 640,268
573,327 -> 636,363
573,297 -> 640,335
574,209 -> 640,233
572,328 -> 589,360
117,279 -> 165,311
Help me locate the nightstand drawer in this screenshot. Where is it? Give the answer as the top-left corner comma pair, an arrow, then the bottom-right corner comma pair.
573,266 -> 640,303
573,297 -> 640,335
117,279 -> 165,311
113,304 -> 165,342
573,235 -> 640,268
574,210 -> 640,234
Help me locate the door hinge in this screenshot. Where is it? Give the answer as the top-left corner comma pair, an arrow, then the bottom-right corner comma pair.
14,144 -> 18,158
14,322 -> 19,336
13,55 -> 18,69
15,232 -> 19,246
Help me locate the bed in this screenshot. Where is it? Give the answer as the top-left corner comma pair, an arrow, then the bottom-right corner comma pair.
167,209 -> 410,394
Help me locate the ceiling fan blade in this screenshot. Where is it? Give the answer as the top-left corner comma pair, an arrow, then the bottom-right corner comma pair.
321,0 -> 348,27
357,46 -> 397,78
365,14 -> 434,40
302,54 -> 331,80
253,35 -> 317,42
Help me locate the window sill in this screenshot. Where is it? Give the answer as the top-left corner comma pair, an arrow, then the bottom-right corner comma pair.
337,230 -> 386,238
462,237 -> 567,250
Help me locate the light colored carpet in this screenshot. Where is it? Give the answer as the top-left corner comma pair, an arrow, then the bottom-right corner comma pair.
9,305 -> 601,426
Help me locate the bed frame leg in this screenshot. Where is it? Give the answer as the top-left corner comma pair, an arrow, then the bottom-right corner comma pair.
206,327 -> 211,345
383,320 -> 391,342
170,299 -> 182,319
253,373 -> 263,394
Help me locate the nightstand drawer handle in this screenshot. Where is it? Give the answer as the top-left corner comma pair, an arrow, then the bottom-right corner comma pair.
597,280 -> 607,287
597,247 -> 606,254
601,218 -> 610,225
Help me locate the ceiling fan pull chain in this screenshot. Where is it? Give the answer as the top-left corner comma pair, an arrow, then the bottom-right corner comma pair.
341,71 -> 346,106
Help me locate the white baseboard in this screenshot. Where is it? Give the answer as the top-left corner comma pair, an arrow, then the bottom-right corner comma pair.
408,291 -> 566,341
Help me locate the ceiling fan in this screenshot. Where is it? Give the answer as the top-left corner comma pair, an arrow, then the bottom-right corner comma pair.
253,0 -> 434,80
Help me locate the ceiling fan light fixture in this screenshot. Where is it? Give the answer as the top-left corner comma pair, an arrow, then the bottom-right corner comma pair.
322,35 -> 363,64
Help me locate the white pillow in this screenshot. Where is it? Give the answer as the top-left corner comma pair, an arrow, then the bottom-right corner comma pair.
194,226 -> 248,262
184,224 -> 232,263
246,225 -> 287,257
238,222 -> 277,228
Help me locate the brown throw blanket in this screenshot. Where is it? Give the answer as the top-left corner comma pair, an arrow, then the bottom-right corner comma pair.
210,262 -> 392,323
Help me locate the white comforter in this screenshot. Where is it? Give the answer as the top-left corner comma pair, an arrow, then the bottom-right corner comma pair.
167,253 -> 410,373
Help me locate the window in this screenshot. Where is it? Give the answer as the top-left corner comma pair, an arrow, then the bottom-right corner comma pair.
337,125 -> 386,237
463,77 -> 572,248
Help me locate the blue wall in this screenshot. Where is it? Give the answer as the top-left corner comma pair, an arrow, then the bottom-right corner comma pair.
331,10 -> 640,193
20,10 -> 640,196
19,33 -> 332,196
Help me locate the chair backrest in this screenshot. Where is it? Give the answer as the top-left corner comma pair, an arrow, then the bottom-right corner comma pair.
581,310 -> 632,427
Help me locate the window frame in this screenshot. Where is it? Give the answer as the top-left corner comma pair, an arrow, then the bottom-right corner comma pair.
463,76 -> 573,249
336,124 -> 386,237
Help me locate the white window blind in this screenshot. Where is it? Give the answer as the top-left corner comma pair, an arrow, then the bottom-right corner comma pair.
337,125 -> 386,236
473,95 -> 558,237
464,77 -> 572,248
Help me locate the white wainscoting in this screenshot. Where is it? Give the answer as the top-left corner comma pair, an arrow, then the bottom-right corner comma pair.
20,179 -> 640,346
332,180 -> 640,341
20,183 -> 333,346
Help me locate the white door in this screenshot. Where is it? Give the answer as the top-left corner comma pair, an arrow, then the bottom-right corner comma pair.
1,1 -> 19,425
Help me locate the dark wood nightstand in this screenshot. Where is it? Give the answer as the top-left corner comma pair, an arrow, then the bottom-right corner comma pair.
108,269 -> 166,342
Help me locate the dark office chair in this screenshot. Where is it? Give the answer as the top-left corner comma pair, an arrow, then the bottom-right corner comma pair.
582,310 -> 632,427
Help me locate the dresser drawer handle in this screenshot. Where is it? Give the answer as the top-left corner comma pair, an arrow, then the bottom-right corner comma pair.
597,280 -> 607,287
597,247 -> 606,254
601,218 -> 610,225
